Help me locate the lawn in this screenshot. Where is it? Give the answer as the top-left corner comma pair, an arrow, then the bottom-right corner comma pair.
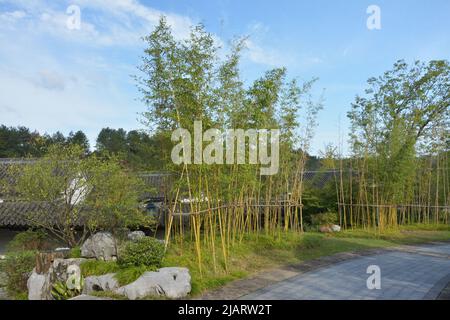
162,224 -> 450,296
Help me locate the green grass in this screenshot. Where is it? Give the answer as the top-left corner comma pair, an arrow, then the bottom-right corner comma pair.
114,265 -> 156,286
162,225 -> 450,297
80,260 -> 120,277
69,246 -> 82,258
80,259 -> 159,286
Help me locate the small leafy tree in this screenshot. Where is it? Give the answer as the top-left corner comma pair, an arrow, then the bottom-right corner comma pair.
84,154 -> 154,238
9,144 -> 149,247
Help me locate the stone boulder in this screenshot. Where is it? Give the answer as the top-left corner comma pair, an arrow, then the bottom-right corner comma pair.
27,271 -> 53,300
115,267 -> 191,300
81,232 -> 117,261
51,258 -> 86,283
69,294 -> 113,300
27,258 -> 86,300
331,224 -> 341,232
83,273 -> 119,295
127,231 -> 146,242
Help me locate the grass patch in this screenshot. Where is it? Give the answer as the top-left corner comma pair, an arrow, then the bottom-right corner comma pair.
69,247 -> 82,258
80,260 -> 120,277
115,265 -> 155,286
163,224 -> 450,297
80,260 -> 157,286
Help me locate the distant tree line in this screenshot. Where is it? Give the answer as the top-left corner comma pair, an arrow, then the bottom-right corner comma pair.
0,126 -> 90,157
0,125 -> 167,171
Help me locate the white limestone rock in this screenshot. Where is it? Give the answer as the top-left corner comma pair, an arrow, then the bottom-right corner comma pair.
83,273 -> 119,295
115,267 -> 191,300
81,232 -> 117,261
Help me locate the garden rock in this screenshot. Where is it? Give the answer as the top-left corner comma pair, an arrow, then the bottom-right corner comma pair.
27,270 -> 53,300
331,225 -> 341,232
81,232 -> 117,261
115,267 -> 191,299
83,273 -> 119,295
27,258 -> 86,300
69,294 -> 113,300
51,258 -> 86,283
127,231 -> 146,241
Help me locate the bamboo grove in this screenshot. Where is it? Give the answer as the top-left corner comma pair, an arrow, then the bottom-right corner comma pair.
137,17 -> 450,273
339,60 -> 450,231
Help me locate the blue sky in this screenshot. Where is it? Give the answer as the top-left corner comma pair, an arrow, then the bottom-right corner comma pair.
0,0 -> 449,155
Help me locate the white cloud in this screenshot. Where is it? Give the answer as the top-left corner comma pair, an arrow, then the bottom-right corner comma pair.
0,10 -> 27,20
240,22 -> 290,67
0,0 -> 195,47
74,0 -> 193,40
35,70 -> 69,91
0,0 -> 317,148
240,21 -> 323,69
243,39 -> 286,67
0,68 -> 142,145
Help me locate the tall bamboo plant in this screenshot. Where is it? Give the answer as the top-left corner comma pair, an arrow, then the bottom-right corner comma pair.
136,17 -> 324,274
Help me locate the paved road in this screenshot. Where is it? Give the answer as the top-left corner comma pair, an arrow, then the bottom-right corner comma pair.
242,244 -> 450,300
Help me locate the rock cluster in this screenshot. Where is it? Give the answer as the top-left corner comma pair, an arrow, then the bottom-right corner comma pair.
26,232 -> 191,300
27,258 -> 86,300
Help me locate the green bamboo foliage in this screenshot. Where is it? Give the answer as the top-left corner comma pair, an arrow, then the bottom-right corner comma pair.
341,60 -> 450,230
136,17 -> 323,274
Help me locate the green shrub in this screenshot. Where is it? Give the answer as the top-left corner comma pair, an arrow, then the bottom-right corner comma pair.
310,211 -> 338,226
80,260 -> 120,277
69,247 -> 82,258
1,250 -> 36,298
118,237 -> 164,269
7,229 -> 51,252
